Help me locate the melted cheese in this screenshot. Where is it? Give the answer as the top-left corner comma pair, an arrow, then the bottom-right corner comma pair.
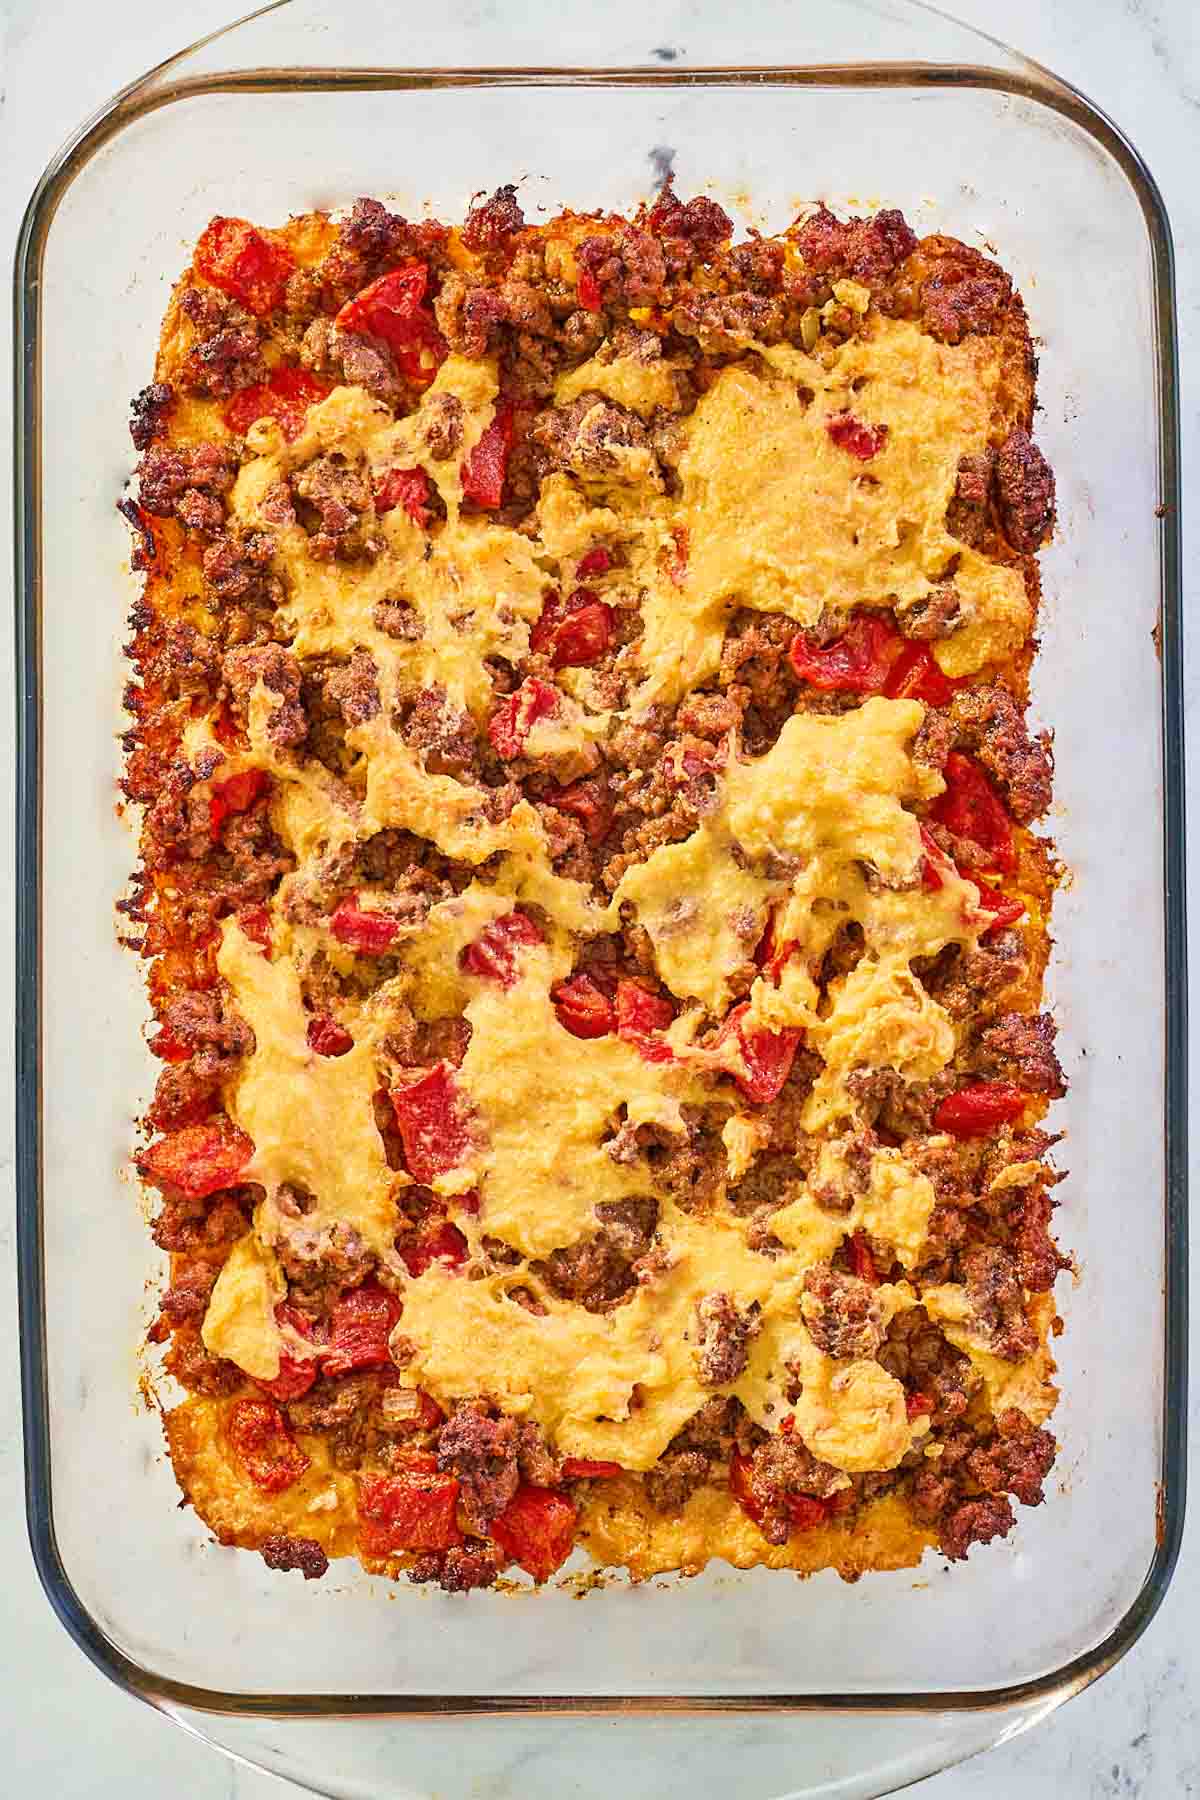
201,1232 -> 286,1381
921,1285 -> 1059,1426
770,1144 -> 936,1271
803,953 -> 956,1130
555,352 -> 684,418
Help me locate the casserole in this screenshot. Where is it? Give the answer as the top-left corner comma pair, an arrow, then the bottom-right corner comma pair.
15,0 -> 1185,1793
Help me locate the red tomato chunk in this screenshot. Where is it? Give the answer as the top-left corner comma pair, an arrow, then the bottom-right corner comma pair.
882,642 -> 959,707
530,588 -> 615,669
848,1231 -> 879,1285
718,1003 -> 802,1103
930,753 -> 1015,874
321,1280 -> 402,1377
227,1397 -> 310,1494
335,265 -> 448,387
560,1459 -> 623,1479
307,1014 -> 354,1057
552,972 -> 616,1039
329,894 -> 400,955
257,1303 -> 317,1403
223,367 -> 331,440
237,904 -> 272,952
490,1483 -> 577,1583
934,1081 -> 1028,1138
209,767 -> 267,835
543,777 -> 612,845
461,405 -> 514,508
374,465 -> 432,525
195,216 -> 294,316
825,411 -> 888,459
138,1118 -> 254,1199
390,1062 -> 472,1183
788,614 -> 897,694
615,980 -> 675,1063
488,676 -> 559,759
399,1221 -> 469,1278
358,1466 -> 463,1554
460,910 -> 545,987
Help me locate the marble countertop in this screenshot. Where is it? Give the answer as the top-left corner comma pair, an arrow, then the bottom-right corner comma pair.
2,0 -> 1195,1793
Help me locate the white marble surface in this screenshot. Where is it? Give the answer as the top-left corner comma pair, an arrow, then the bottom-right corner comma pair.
1,0 -> 1196,1793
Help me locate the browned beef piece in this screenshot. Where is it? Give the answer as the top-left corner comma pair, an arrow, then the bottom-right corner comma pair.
532,393 -> 652,479
317,197 -> 434,309
975,1011 -> 1066,1097
178,285 -> 266,397
408,1541 -> 501,1592
260,1533 -> 330,1579
273,1204 -> 376,1313
917,929 -> 1027,1021
138,441 -> 237,536
434,272 -> 507,358
945,683 -> 1053,824
671,289 -> 783,353
918,243 -> 1013,344
645,1396 -> 753,1514
650,181 -> 733,256
608,1111 -> 729,1215
141,754 -> 216,864
535,1198 -> 658,1313
877,1306 -> 976,1428
143,621 -> 221,701
160,1263 -> 218,1325
373,597 -> 423,640
152,1193 -> 251,1255
962,1246 -> 1037,1361
300,314 -> 403,404
674,689 -> 744,740
202,529 -> 279,605
399,685 -> 478,776
945,448 -> 997,547
996,426 -> 1056,553
794,204 -> 917,280
940,1494 -> 1016,1560
802,1263 -> 884,1360
288,1372 -> 380,1435
967,1408 -> 1056,1507
324,648 -> 381,726
744,1433 -> 846,1545
435,1404 -> 555,1533
843,1067 -> 951,1137
291,453 -> 375,559
1006,1185 -> 1070,1293
164,1325 -> 241,1396
694,1292 -> 759,1385
576,227 -> 667,307
461,184 -> 525,255
423,392 -> 464,460
129,381 -> 176,450
899,583 -> 962,639
223,643 -> 307,747
214,805 -> 294,908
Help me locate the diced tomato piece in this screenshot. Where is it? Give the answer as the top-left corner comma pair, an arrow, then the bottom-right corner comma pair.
717,1003 -> 802,1103
848,1231 -> 879,1285
552,972 -> 616,1039
490,1483 -> 577,1584
560,1458 -> 623,1479
615,979 -> 676,1063
333,265 -> 448,388
399,1220 -> 469,1278
194,216 -> 294,316
729,1450 -> 764,1524
357,1467 -> 463,1555
149,1025 -> 190,1064
209,767 -> 268,834
788,613 -> 901,694
906,1390 -> 933,1421
455,1189 -> 481,1216
390,1062 -> 472,1183
461,404 -> 514,508
551,599 -> 615,669
138,1118 -> 254,1199
392,310 -> 450,388
577,267 -> 604,312
460,909 -> 545,988
930,752 -> 1015,874
826,411 -> 888,459
970,883 -> 1027,933
321,1280 -> 402,1378
488,676 -> 559,759
223,366 -> 331,440
227,1397 -> 310,1493
543,776 -> 613,845
374,465 -> 432,525
576,545 -> 612,578
934,1081 -> 1028,1138
257,1303 -> 317,1402
882,642 -> 960,707
754,910 -> 797,986
329,893 -> 400,955
307,1014 -> 354,1057
666,525 -> 689,587
919,824 -> 952,891
237,904 -> 272,952
785,1493 -> 831,1530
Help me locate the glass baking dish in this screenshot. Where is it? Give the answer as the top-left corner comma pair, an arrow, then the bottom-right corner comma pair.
14,0 -> 1186,1794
